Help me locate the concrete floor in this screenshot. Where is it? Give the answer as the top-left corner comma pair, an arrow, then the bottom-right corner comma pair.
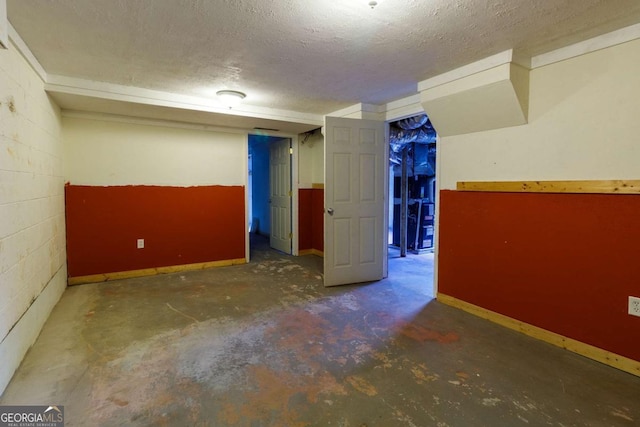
2,235 -> 639,426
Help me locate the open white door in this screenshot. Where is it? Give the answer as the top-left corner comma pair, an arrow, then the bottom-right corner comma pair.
270,138 -> 292,254
324,117 -> 387,287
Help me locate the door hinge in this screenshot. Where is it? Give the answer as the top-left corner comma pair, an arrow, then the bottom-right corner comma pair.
289,232 -> 293,239
288,190 -> 293,197
289,147 -> 293,155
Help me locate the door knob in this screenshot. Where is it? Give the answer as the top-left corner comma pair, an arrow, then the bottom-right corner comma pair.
326,208 -> 334,216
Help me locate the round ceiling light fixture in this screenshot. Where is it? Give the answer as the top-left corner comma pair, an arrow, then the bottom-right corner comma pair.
366,0 -> 383,8
216,90 -> 246,108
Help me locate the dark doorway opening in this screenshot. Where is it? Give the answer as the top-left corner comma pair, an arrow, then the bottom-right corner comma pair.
388,114 -> 437,297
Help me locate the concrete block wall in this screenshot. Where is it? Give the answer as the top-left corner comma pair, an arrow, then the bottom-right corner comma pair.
0,37 -> 66,394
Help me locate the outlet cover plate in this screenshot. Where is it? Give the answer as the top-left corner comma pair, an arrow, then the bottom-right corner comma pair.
629,296 -> 640,317
137,239 -> 144,249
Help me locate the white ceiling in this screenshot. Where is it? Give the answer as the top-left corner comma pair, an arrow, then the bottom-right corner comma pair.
7,0 -> 640,132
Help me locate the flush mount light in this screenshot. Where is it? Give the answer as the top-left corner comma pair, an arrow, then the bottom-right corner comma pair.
216,90 -> 246,108
365,0 -> 384,8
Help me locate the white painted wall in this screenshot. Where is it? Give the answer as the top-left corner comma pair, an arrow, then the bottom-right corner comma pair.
298,131 -> 324,187
0,38 -> 66,394
0,0 -> 7,49
311,133 -> 324,184
298,137 -> 312,187
63,116 -> 247,186
438,39 -> 640,189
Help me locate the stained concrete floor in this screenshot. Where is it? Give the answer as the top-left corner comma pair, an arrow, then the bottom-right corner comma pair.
2,235 -> 639,426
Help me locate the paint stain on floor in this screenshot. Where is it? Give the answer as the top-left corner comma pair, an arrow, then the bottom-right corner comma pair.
2,237 -> 640,426
76,273 -> 465,426
345,376 -> 378,396
397,321 -> 459,343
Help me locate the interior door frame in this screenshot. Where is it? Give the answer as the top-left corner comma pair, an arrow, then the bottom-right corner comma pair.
432,134 -> 441,296
245,132 -> 300,262
382,111 -> 439,297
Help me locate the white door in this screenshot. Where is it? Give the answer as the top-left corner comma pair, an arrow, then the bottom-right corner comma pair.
324,117 -> 387,287
270,138 -> 292,254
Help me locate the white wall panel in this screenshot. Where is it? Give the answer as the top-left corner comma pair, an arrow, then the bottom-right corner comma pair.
438,39 -> 640,189
298,131 -> 324,187
312,134 -> 324,184
63,117 -> 247,186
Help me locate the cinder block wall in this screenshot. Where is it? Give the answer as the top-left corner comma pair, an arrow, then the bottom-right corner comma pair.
0,38 -> 67,394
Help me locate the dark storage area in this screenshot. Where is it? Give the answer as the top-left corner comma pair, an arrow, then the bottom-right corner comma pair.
391,182 -> 435,251
389,114 -> 437,255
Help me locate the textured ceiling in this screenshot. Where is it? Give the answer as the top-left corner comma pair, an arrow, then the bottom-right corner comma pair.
7,0 -> 640,118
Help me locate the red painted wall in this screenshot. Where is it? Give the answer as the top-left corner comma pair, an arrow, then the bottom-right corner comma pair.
299,189 -> 313,250
298,188 -> 324,252
311,189 -> 324,252
439,190 -> 640,361
65,185 -> 245,277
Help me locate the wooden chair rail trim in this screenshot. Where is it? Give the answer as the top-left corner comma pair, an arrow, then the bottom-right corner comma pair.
456,180 -> 640,194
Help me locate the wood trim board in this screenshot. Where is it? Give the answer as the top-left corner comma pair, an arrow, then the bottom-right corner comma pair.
298,249 -> 324,257
68,258 -> 247,286
457,180 -> 640,194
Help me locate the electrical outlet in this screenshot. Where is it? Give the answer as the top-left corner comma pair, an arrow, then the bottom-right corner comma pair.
137,239 -> 144,249
629,296 -> 640,317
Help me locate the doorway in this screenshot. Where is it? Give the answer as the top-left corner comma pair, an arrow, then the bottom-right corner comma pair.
248,134 -> 293,255
387,114 -> 437,297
